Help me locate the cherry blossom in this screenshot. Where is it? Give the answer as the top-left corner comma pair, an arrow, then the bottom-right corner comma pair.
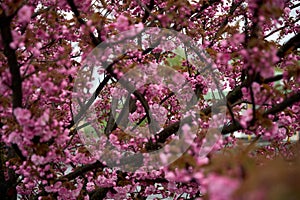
0,0 -> 300,199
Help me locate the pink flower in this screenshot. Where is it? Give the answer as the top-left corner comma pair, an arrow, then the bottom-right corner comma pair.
115,14 -> 129,31
217,53 -> 230,65
86,182 -> 95,191
251,82 -> 260,94
18,5 -> 33,24
158,14 -> 170,27
240,108 -> 252,128
159,152 -> 170,164
9,30 -> 24,49
205,174 -> 240,200
196,157 -> 209,166
45,181 -> 62,193
31,154 -> 45,165
37,109 -> 50,126
41,81 -> 56,95
230,33 -> 245,47
260,67 -> 274,79
165,169 -> 191,182
7,131 -> 22,144
14,108 -> 31,125
284,7 -> 291,15
109,134 -> 119,145
134,22 -> 144,32
164,171 -> 176,181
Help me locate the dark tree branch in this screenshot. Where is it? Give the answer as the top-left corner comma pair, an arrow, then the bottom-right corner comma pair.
148,71 -> 288,146
143,26 -> 290,145
142,0 -> 154,23
263,92 -> 300,116
190,0 -> 222,19
277,32 -> 300,58
104,98 -> 118,136
89,188 -> 110,200
67,0 -> 101,45
0,16 -> 22,109
73,75 -> 111,124
222,91 -> 300,135
102,40 -> 164,135
0,12 -> 26,200
249,84 -> 256,125
57,161 -> 106,182
208,0 -> 243,47
131,92 -> 175,132
31,6 -> 52,19
67,1 -> 159,136
0,13 -> 26,163
263,74 -> 283,83
290,2 -> 300,10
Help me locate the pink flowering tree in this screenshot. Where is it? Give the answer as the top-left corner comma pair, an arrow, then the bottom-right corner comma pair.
1,0 -> 300,199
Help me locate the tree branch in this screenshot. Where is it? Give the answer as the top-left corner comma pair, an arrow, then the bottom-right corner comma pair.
67,0 -> 101,45
208,0 -> 243,47
263,92 -> 300,116
153,32 -> 297,139
190,0 -> 222,19
0,16 -> 22,109
146,71 -> 288,146
72,75 -> 111,124
222,91 -> 300,135
0,13 -> 26,162
57,161 -> 106,182
141,0 -> 155,23
277,32 -> 300,58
